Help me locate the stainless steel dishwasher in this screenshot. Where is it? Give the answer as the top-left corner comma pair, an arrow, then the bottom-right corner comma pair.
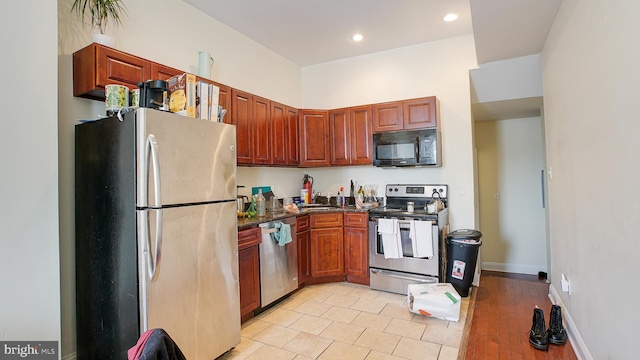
258,217 -> 298,307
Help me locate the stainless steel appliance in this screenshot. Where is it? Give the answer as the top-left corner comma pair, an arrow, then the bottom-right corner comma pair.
75,108 -> 239,360
259,217 -> 298,307
372,128 -> 441,167
368,184 -> 449,294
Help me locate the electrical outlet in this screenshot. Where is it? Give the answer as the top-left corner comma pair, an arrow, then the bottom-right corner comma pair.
561,274 -> 571,295
548,166 -> 553,180
494,192 -> 500,200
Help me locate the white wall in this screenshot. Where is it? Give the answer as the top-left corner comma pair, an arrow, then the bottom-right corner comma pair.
542,0 -> 640,358
57,0 -> 302,357
0,0 -> 61,351
469,54 -> 542,104
475,117 -> 547,274
299,35 -> 479,229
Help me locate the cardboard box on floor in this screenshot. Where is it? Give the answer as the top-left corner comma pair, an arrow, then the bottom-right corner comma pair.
407,283 -> 461,321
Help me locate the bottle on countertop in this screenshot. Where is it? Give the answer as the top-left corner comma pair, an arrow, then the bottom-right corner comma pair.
255,189 -> 266,217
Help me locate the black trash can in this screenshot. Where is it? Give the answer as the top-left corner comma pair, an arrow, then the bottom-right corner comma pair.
446,229 -> 482,297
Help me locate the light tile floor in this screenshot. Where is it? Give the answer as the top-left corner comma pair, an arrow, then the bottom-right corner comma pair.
219,282 -> 470,360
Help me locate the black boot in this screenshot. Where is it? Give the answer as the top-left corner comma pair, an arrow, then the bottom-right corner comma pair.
548,305 -> 567,345
529,307 -> 548,351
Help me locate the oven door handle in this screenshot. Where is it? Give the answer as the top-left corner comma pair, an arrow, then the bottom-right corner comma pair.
370,269 -> 437,283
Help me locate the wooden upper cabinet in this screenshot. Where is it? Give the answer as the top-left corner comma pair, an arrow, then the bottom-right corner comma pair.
151,63 -> 182,81
329,106 -> 372,166
403,96 -> 437,129
216,83 -> 232,122
72,45 -> 440,169
73,43 -> 152,100
270,102 -> 287,165
299,110 -> 330,167
285,107 -> 299,166
372,101 -> 403,133
194,79 -> 232,124
372,97 -> 438,133
349,105 -> 373,165
329,108 -> 351,166
232,89 -> 253,165
253,96 -> 271,165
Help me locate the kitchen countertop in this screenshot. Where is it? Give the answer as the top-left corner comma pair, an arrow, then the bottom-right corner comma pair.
237,206 -> 370,230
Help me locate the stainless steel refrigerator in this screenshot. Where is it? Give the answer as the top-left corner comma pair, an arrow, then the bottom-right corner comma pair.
75,108 -> 240,360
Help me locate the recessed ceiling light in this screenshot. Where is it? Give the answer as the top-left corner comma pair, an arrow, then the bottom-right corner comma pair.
352,34 -> 364,42
443,13 -> 458,22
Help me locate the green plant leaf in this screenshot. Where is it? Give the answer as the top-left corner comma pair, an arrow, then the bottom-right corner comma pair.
71,0 -> 127,34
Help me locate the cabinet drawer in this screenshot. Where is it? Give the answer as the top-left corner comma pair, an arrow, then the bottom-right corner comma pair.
238,227 -> 262,250
344,212 -> 368,228
297,215 -> 310,232
310,212 -> 343,228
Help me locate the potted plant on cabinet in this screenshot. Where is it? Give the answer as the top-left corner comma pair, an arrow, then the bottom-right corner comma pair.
71,0 -> 127,47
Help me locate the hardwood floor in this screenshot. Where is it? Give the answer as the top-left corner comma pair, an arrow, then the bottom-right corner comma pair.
463,271 -> 578,360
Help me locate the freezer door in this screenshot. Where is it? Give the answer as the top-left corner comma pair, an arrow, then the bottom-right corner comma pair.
137,201 -> 240,360
135,108 -> 237,207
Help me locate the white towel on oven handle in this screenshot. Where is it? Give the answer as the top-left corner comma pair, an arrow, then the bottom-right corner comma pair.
409,220 -> 434,258
378,218 -> 403,259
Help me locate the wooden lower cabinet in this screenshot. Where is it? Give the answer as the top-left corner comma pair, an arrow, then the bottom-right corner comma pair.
311,227 -> 344,277
344,227 -> 367,276
238,246 -> 260,322
309,213 -> 344,280
297,229 -> 311,287
238,227 -> 261,322
307,212 -> 370,284
344,213 -> 369,285
297,216 -> 311,287
344,227 -> 369,285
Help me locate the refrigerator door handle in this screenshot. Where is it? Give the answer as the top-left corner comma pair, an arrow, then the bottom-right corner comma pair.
145,134 -> 163,282
147,209 -> 163,282
146,134 -> 162,208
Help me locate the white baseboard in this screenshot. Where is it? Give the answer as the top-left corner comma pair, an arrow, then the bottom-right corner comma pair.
62,351 -> 77,360
481,261 -> 544,275
548,285 -> 593,360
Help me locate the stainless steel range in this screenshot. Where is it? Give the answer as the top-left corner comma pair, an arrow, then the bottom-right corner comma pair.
368,184 -> 449,295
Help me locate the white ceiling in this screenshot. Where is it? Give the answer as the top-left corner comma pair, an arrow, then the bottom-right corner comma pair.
181,0 -> 474,66
181,0 -> 563,120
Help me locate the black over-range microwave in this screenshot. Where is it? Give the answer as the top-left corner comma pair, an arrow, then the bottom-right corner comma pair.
372,128 -> 441,167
